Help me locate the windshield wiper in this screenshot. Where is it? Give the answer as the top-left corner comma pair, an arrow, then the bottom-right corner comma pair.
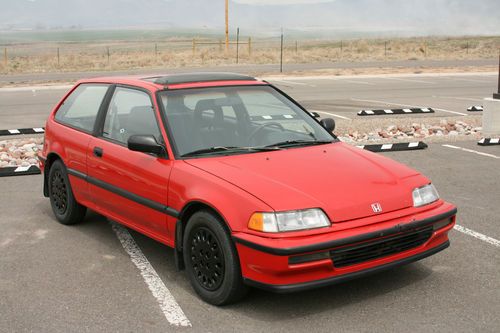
181,146 -> 280,157
264,139 -> 334,149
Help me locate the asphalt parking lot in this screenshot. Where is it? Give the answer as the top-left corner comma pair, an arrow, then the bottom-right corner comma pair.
1,141 -> 499,332
1,73 -> 499,332
0,72 -> 496,128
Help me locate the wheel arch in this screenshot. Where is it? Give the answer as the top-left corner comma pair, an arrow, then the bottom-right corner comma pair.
174,200 -> 233,271
43,152 -> 63,197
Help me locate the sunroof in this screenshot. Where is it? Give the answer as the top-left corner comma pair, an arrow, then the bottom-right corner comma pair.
142,72 -> 257,85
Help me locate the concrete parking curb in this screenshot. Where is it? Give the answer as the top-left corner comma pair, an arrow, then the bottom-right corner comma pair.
0,165 -> 41,177
0,127 -> 45,136
357,108 -> 434,116
467,106 -> 483,112
356,142 -> 428,152
478,138 -> 500,146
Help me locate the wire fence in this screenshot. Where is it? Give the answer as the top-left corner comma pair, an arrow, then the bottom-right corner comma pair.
1,35 -> 499,73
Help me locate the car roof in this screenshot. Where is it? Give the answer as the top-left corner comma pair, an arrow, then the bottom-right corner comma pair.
78,72 -> 267,91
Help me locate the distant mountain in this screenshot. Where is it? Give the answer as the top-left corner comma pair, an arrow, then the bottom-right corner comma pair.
0,0 -> 498,37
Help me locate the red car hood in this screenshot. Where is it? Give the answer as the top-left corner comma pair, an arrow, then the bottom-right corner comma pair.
185,142 -> 428,222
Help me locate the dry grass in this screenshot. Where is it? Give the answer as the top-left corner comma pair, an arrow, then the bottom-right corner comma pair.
0,36 -> 498,74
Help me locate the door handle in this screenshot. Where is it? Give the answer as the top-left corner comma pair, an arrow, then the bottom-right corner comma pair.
93,147 -> 103,158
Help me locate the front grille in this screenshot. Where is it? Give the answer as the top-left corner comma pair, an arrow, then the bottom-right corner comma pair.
330,226 -> 433,268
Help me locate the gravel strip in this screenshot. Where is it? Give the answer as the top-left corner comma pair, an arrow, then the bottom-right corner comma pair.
0,116 -> 484,168
0,137 -> 43,168
335,116 -> 483,144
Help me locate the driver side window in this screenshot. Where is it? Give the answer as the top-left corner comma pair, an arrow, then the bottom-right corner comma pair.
102,87 -> 161,145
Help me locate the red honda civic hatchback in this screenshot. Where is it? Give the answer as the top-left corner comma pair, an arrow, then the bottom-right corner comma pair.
39,73 -> 457,305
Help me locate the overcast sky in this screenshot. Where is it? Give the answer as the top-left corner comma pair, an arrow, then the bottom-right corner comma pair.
234,0 -> 333,4
1,0 -> 498,37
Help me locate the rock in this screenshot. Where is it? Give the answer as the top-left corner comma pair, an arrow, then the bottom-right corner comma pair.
449,131 -> 459,136
22,143 -> 36,151
380,131 -> 391,138
430,125 -> 442,134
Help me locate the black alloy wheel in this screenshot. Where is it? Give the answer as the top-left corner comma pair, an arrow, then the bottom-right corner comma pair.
50,169 -> 68,215
183,210 -> 248,305
189,227 -> 225,291
48,159 -> 87,225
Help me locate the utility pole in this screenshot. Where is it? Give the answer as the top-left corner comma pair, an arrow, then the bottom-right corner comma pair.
494,51 -> 500,99
225,0 -> 229,52
280,28 -> 284,73
236,27 -> 240,64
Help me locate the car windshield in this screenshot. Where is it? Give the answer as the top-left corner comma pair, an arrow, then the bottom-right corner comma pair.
158,85 -> 335,157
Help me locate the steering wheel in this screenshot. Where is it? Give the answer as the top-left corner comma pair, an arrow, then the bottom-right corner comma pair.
247,122 -> 285,145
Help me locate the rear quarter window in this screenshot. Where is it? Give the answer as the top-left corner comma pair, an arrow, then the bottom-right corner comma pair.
55,84 -> 109,133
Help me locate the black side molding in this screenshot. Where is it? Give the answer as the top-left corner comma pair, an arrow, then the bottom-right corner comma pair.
233,207 -> 457,256
244,240 -> 450,294
67,168 -> 179,218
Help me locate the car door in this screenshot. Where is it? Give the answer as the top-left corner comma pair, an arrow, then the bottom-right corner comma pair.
87,86 -> 173,242
52,83 -> 111,206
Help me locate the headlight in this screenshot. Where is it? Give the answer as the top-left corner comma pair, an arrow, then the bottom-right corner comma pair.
248,208 -> 330,233
412,184 -> 439,207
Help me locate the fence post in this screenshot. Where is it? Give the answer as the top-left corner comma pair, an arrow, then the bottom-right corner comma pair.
280,29 -> 284,73
192,38 -> 196,56
3,48 -> 7,66
248,37 -> 252,57
155,43 -> 158,58
384,41 -> 387,58
106,46 -> 110,65
236,28 -> 240,64
295,40 -> 298,54
466,42 -> 469,55
57,47 -> 60,66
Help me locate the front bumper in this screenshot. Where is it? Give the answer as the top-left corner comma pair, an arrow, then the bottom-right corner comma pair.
233,204 -> 456,292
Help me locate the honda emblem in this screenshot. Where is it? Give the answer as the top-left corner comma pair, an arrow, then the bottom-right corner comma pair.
371,203 -> 382,213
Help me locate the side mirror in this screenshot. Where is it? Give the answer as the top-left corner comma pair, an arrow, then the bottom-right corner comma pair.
128,135 -> 165,156
320,118 -> 335,133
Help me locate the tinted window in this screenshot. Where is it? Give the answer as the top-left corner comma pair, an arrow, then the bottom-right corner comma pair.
102,87 -> 161,145
55,84 -> 109,132
160,86 -> 333,157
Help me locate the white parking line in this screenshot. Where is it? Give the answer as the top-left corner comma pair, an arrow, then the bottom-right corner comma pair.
454,224 -> 500,248
309,109 -> 352,120
378,77 -> 436,84
445,77 -> 495,84
0,85 -> 72,92
442,144 -> 500,159
261,72 -> 496,82
270,80 -> 316,87
351,98 -> 468,116
432,96 -> 484,102
111,222 -> 191,327
339,80 -> 376,86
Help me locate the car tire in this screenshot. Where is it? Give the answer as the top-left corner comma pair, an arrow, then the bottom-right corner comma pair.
183,210 -> 248,305
48,159 -> 87,225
